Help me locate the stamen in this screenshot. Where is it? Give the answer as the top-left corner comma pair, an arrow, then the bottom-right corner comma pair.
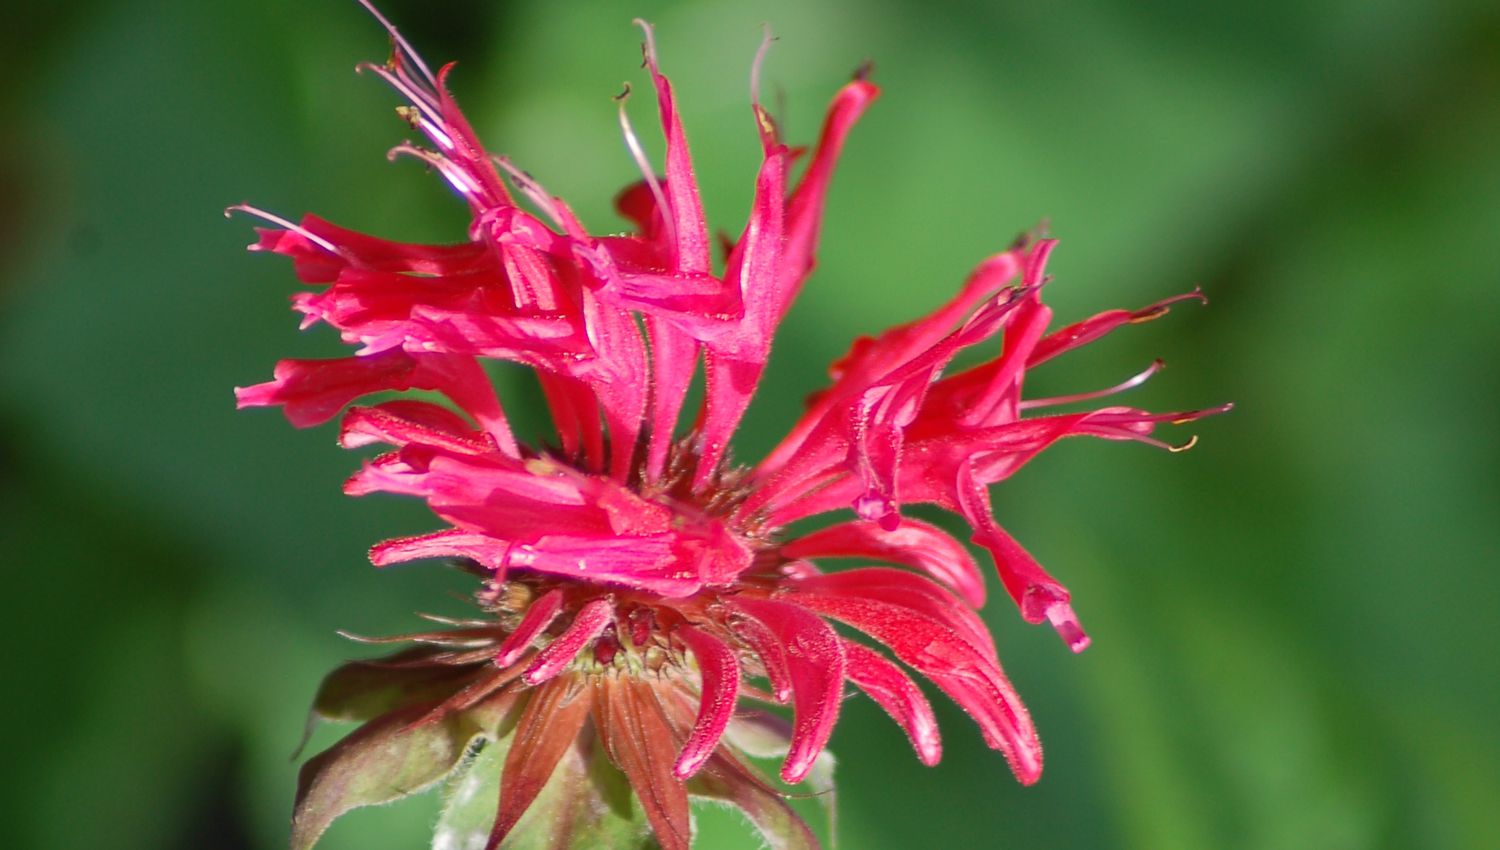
355,0 -> 438,89
412,114 -> 456,152
1174,401 -> 1233,423
491,155 -> 566,231
631,18 -> 659,68
750,24 -> 775,108
1130,286 -> 1206,323
1167,434 -> 1198,453
224,204 -> 340,255
1084,423 -> 1194,452
387,144 -> 483,200
614,83 -> 675,250
357,62 -> 445,131
1019,359 -> 1164,410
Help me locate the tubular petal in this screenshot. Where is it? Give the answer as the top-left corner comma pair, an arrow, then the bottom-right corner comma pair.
729,613 -> 793,703
789,591 -> 1042,784
956,464 -> 1089,652
780,516 -> 987,607
730,597 -> 846,783
672,625 -> 741,779
522,597 -> 615,685
842,640 -> 941,766
789,568 -> 998,664
492,588 -> 565,668
368,529 -> 506,571
694,145 -> 788,489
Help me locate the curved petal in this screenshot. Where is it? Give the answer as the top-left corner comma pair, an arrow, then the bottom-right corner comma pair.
730,597 -> 846,783
492,588 -> 565,668
781,518 -> 987,607
841,639 -> 941,766
672,624 -> 741,779
788,591 -> 1041,785
491,678 -> 593,847
522,597 -> 615,685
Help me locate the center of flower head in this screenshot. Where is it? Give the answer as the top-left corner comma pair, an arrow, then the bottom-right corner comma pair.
476,439 -> 788,682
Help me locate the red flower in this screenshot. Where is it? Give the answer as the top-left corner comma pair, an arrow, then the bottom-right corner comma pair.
236,5 -> 1227,849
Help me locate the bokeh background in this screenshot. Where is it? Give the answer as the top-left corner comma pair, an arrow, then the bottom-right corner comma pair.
4,0 -> 1498,847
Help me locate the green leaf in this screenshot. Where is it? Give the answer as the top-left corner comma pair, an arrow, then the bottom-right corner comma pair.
293,695 -> 513,850
312,651 -> 474,724
435,729 -> 660,850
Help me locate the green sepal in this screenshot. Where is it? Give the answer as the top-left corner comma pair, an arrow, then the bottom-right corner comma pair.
292,694 -> 513,850
311,649 -> 475,724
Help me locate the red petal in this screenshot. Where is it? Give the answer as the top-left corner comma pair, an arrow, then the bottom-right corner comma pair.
788,567 -> 998,664
781,518 -> 987,607
729,612 -> 793,703
522,597 -> 615,685
492,588 -> 564,668
730,597 -> 845,783
788,591 -> 1042,785
842,639 -> 941,766
672,625 -> 741,779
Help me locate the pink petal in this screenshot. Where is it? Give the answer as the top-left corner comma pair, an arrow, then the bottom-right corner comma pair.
645,319 -> 699,483
672,625 -> 741,779
338,405 -> 489,454
757,250 -> 1021,479
636,22 -> 711,275
729,597 -> 845,783
237,349 -> 517,455
955,465 -> 1089,653
792,591 -> 1042,784
781,517 -> 987,607
842,639 -> 941,766
368,529 -> 507,571
1029,288 -> 1207,367
492,588 -> 565,668
778,77 -> 879,321
522,596 -> 615,685
694,148 -> 787,488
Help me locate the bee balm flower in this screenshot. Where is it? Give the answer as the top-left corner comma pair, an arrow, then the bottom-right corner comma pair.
235,5 -> 1228,849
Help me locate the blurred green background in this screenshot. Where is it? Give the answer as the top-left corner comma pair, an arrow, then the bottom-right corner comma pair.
4,0 -> 1498,848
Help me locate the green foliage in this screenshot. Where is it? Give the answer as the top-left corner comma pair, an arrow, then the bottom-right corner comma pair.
293,697 -> 511,850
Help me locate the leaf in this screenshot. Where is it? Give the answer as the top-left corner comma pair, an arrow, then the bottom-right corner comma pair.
292,694 -> 513,850
311,649 -> 475,724
434,708 -> 659,850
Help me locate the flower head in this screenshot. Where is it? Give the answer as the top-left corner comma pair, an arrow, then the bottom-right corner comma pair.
235,5 -> 1227,849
